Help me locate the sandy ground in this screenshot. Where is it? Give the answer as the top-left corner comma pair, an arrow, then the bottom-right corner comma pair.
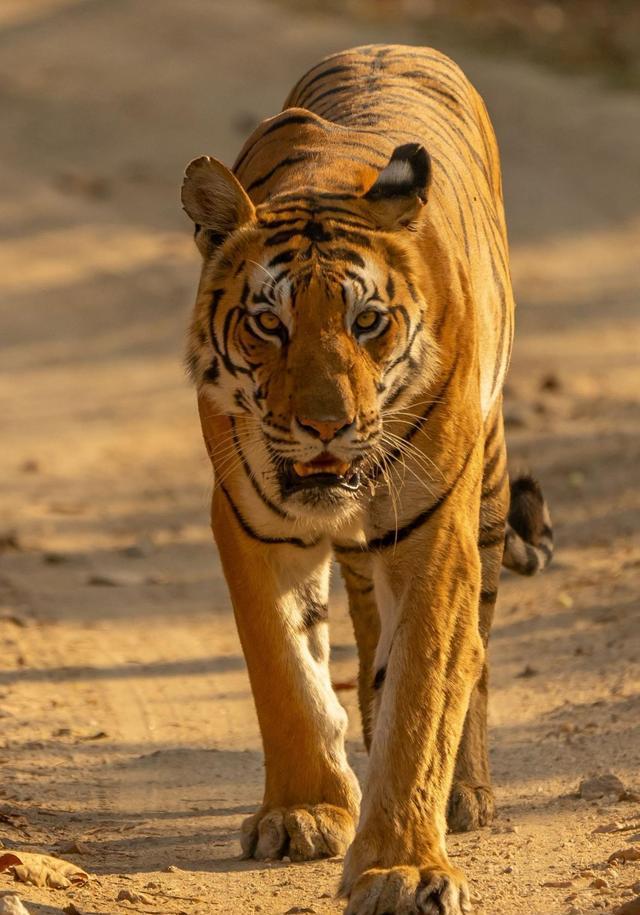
1,2 -> 639,914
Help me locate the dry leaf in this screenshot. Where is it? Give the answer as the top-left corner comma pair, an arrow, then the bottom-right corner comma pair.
593,821 -> 626,834
609,847 -> 640,865
87,572 -> 162,587
594,820 -> 640,835
58,840 -> 92,856
116,889 -> 155,905
0,851 -> 89,889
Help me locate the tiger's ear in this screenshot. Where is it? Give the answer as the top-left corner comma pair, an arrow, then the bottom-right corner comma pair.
362,143 -> 431,229
181,156 -> 255,257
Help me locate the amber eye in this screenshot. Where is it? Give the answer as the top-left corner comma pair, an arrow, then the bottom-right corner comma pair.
254,311 -> 284,335
353,309 -> 383,335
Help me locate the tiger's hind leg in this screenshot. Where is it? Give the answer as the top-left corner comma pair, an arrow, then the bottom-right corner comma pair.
335,547 -> 380,751
448,409 -> 509,832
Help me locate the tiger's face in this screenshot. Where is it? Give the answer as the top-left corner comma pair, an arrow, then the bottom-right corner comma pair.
182,147 -> 437,519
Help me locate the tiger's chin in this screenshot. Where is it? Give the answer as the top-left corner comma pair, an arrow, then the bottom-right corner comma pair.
278,456 -> 365,523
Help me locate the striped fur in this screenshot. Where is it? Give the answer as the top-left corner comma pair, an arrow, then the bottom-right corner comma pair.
182,45 -> 552,915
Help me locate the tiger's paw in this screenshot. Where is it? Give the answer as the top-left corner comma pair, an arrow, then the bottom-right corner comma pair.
344,864 -> 472,915
447,781 -> 495,833
241,803 -> 355,861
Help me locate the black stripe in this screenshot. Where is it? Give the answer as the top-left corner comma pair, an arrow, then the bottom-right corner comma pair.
234,114 -> 323,173
386,274 -> 396,300
479,525 -> 505,549
334,542 -> 368,556
482,465 -> 508,501
264,229 -> 301,247
381,361 -> 422,411
289,63 -> 351,102
209,289 -> 233,376
302,600 -> 328,629
398,72 -> 460,107
373,666 -> 387,690
380,358 -> 457,469
329,247 -> 365,268
386,50 -> 471,94
220,484 -> 319,548
267,250 -> 296,268
258,216 -> 306,231
202,357 -> 220,385
247,153 -> 310,193
483,412 -> 501,453
482,438 -> 505,485
345,269 -> 367,297
368,442 -> 476,551
229,418 -> 290,520
221,307 -> 252,378
302,80 -> 357,109
329,227 -> 372,248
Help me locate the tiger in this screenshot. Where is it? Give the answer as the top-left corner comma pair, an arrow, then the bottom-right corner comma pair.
181,44 -> 553,915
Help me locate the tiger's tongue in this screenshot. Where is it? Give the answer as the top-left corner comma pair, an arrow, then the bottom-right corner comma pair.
293,453 -> 350,478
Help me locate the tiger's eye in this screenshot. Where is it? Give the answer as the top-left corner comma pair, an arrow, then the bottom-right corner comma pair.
255,311 -> 282,333
355,310 -> 380,331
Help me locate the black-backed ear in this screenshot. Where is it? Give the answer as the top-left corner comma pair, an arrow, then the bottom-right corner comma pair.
181,156 -> 255,257
362,143 -> 431,229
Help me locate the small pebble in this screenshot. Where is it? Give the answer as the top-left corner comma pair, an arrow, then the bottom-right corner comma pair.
591,878 -> 609,889
614,900 -> 640,915
516,665 -> 539,679
580,773 -> 626,802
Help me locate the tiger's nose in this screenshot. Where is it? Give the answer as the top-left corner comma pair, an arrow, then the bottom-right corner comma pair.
296,415 -> 355,443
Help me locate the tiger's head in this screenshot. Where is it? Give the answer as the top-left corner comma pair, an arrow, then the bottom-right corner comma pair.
182,143 -> 440,521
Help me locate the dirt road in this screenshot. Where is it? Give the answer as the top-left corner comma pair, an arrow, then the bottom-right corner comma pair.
1,2 -> 639,914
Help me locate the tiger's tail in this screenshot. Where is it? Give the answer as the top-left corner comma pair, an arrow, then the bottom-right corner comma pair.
502,474 -> 554,575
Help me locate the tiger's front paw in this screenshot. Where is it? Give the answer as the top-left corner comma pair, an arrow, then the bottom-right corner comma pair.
241,803 -> 355,861
344,863 -> 471,915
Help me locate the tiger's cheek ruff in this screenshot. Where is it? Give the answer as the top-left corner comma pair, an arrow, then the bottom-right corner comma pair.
186,265 -> 268,419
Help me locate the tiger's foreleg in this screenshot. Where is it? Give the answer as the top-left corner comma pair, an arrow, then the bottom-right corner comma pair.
335,548 -> 380,750
448,410 -> 509,832
341,457 -> 483,915
211,488 -> 361,861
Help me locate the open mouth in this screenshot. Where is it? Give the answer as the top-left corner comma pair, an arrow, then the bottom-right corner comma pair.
282,452 -> 362,494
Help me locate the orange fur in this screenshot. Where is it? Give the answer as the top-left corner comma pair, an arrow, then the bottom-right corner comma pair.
182,45 -> 552,914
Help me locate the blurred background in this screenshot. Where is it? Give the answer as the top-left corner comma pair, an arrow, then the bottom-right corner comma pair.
1,3 -> 639,914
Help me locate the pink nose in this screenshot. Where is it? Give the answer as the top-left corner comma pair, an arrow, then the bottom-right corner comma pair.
297,415 -> 355,443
